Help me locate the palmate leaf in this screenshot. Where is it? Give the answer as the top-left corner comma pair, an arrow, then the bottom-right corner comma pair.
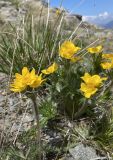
39,98 -> 57,126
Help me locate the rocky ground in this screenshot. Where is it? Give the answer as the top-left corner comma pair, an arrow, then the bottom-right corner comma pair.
0,74 -> 110,160
0,72 -> 37,143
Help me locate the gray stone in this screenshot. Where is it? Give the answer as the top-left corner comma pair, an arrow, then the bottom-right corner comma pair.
66,157 -> 75,160
10,123 -> 24,132
69,144 -> 99,160
23,115 -> 34,123
0,94 -> 5,103
0,106 -> 5,112
0,119 -> 11,130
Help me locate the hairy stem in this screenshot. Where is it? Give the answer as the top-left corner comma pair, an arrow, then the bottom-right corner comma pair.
30,94 -> 41,160
74,100 -> 87,119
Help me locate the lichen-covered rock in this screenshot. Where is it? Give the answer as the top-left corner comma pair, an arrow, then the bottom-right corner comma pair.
69,144 -> 99,160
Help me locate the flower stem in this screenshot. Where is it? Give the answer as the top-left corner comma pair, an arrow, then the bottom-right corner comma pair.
74,100 -> 87,119
30,94 -> 41,160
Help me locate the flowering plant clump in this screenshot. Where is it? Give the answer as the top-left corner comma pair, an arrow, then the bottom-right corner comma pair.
9,38 -> 112,119
44,41 -> 113,118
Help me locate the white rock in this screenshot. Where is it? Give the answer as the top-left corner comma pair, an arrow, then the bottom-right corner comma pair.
69,144 -> 99,160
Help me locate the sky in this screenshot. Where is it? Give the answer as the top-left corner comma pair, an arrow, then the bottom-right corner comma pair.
50,0 -> 113,25
50,0 -> 113,16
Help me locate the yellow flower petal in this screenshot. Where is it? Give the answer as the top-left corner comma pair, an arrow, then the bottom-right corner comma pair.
84,88 -> 98,98
91,75 -> 103,87
15,73 -> 22,79
81,73 -> 91,84
22,67 -> 29,76
42,62 -> 58,75
30,78 -> 46,88
10,80 -> 27,92
80,83 -> 88,92
80,83 -> 98,98
30,68 -> 36,76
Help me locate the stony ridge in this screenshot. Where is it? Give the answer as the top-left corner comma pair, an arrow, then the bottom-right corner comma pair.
0,0 -> 82,24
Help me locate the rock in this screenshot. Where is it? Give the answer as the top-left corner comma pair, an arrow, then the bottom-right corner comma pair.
0,1 -> 18,22
0,119 -> 11,131
10,123 -> 24,132
69,143 -> 99,160
0,106 -> 4,112
70,14 -> 82,21
8,97 -> 20,111
65,156 -> 75,160
0,95 -> 5,104
23,114 -> 34,123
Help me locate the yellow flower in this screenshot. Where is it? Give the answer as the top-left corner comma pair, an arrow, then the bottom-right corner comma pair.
59,41 -> 81,59
80,83 -> 98,98
56,9 -> 61,15
102,53 -> 113,59
10,67 -> 45,92
41,62 -> 58,75
81,73 -> 107,87
101,62 -> 113,69
80,73 -> 107,98
101,54 -> 113,70
87,45 -> 102,54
